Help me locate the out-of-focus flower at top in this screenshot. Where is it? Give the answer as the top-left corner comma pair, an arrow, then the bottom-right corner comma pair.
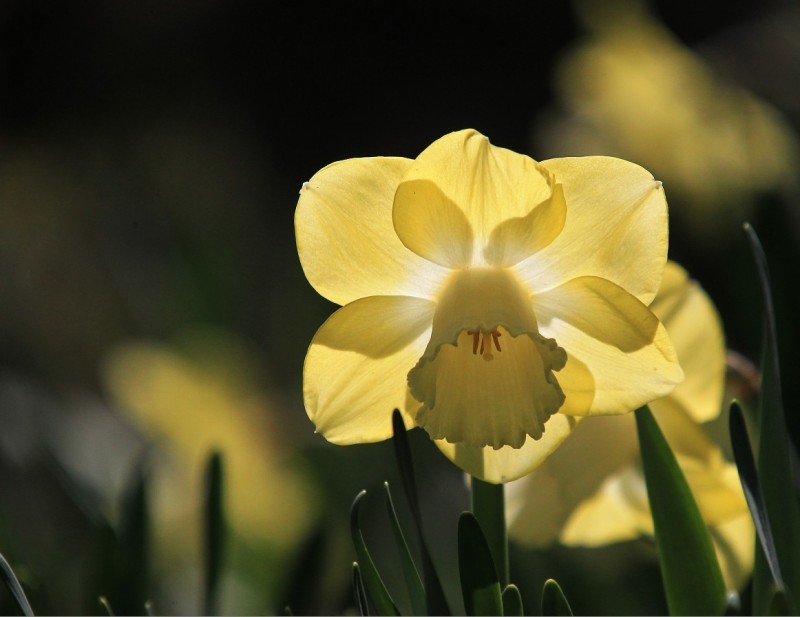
103,327 -> 315,572
296,128 -> 682,483
536,0 -> 799,239
505,261 -> 754,590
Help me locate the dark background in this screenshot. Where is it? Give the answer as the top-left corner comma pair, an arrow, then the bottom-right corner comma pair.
1,0 -> 798,614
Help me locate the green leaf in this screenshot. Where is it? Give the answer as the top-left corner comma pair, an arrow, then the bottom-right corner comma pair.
470,477 -> 508,587
392,409 -> 451,615
635,406 -> 727,616
541,578 -> 573,616
352,562 -> 370,616
744,223 -> 800,614
202,450 -> 225,616
275,524 -> 327,616
350,490 -> 399,616
384,482 -> 426,615
98,596 -> 114,616
0,552 -> 34,616
502,584 -> 523,616
729,401 -> 784,588
458,512 -> 502,616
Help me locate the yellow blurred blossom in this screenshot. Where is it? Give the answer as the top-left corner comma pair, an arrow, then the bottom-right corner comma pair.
103,326 -> 315,559
537,0 -> 798,237
296,128 -> 682,482
505,262 -> 754,590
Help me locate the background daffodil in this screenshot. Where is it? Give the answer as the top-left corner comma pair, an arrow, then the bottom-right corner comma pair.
505,262 -> 754,590
296,129 -> 682,482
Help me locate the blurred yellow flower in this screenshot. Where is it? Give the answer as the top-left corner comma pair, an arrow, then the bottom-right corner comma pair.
537,0 -> 799,238
296,128 -> 682,482
103,327 -> 315,596
505,262 -> 754,590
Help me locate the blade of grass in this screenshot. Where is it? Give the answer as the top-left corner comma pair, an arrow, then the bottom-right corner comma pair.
541,579 -> 573,616
384,482 -> 426,615
352,563 -> 370,616
635,406 -> 727,616
744,223 -> 800,613
392,409 -> 450,615
502,584 -> 523,616
458,512 -> 502,616
729,401 -> 784,589
0,552 -> 34,616
202,450 -> 225,616
350,490 -> 399,616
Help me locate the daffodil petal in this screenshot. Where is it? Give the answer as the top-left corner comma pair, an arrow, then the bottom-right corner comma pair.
296,157 -> 450,305
560,466 -> 651,545
650,262 -> 725,422
392,179 -> 475,268
516,156 -> 667,304
303,295 -> 435,443
505,414 -> 637,545
435,414 -> 581,484
484,183 -> 567,267
534,276 -> 683,415
711,514 -> 756,592
395,129 -> 557,257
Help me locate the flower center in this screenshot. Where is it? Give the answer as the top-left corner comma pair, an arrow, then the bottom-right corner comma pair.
408,267 -> 567,449
467,329 -> 502,360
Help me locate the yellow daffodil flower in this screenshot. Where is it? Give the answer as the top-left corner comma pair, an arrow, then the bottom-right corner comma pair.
537,0 -> 798,238
505,262 -> 754,590
297,129 -> 682,482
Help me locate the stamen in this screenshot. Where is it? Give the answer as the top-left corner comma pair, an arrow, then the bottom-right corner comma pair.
466,328 -> 503,361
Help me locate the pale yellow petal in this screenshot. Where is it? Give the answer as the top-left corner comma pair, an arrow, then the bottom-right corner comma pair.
395,129 -> 557,258
435,414 -> 581,484
515,156 -> 667,304
484,184 -> 567,267
506,414 -> 637,544
303,295 -> 435,444
649,396 -> 716,462
650,261 -> 725,422
392,178 -> 475,268
296,157 -> 450,305
534,276 -> 683,416
561,466 -> 651,545
711,514 -> 756,591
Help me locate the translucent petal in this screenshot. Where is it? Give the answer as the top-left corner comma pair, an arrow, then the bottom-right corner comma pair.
711,514 -> 756,592
484,184 -> 567,267
515,156 -> 667,304
296,157 -> 450,305
534,276 -> 683,415
505,414 -> 637,544
435,414 -> 581,484
650,261 -> 725,422
394,129 -> 557,259
303,295 -> 435,444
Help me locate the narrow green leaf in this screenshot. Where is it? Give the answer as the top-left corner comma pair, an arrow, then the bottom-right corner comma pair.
541,578 -> 573,616
350,490 -> 399,616
352,562 -> 370,616
202,450 -> 225,616
502,584 -> 523,616
470,477 -> 508,587
729,401 -> 784,588
384,482 -> 426,615
105,458 -> 150,615
392,409 -> 451,615
635,405 -> 727,616
275,524 -> 327,616
744,223 -> 800,614
98,596 -> 115,616
0,552 -> 34,616
458,512 -> 503,616
768,587 -> 791,615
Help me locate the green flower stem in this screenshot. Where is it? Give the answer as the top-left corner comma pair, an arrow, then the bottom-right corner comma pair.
470,477 -> 509,587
